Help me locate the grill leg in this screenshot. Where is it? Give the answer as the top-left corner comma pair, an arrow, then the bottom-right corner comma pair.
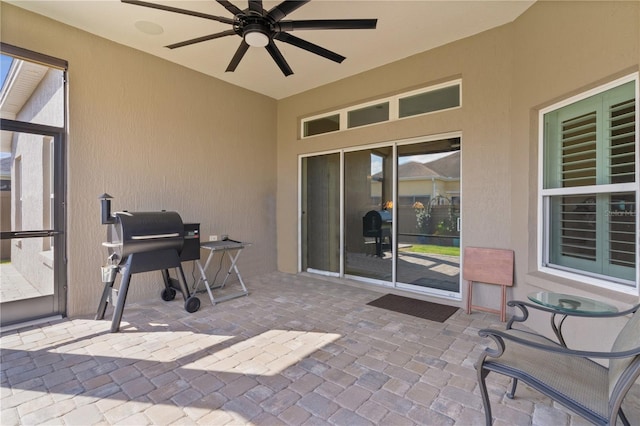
174,265 -> 192,299
96,270 -> 118,320
175,266 -> 200,313
161,269 -> 172,291
161,267 -> 199,313
111,261 -> 133,333
162,268 -> 192,300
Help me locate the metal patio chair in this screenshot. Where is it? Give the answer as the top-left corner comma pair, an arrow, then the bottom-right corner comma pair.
476,300 -> 640,425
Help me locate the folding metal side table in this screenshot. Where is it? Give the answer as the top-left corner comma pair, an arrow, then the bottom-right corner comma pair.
194,240 -> 251,305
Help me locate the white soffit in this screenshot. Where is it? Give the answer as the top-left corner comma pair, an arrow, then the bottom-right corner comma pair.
0,59 -> 48,120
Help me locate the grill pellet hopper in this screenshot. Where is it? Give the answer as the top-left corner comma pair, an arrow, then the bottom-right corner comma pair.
96,194 -> 201,332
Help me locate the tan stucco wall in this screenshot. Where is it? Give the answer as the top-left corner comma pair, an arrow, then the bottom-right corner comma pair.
276,0 -> 639,337
1,3 -> 278,316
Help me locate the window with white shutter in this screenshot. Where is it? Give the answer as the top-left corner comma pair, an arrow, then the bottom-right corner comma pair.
540,76 -> 638,291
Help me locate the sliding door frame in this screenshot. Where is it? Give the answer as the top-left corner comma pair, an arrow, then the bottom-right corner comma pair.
298,131 -> 462,299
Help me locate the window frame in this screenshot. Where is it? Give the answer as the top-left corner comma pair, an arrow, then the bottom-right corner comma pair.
537,73 -> 639,295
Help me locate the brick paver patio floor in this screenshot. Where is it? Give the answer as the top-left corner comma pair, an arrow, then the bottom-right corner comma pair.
1,272 -> 638,425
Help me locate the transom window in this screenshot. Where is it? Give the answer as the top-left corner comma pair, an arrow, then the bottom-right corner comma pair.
302,80 -> 461,138
539,74 -> 638,293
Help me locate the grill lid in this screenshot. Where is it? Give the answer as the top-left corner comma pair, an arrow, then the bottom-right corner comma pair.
105,211 -> 184,261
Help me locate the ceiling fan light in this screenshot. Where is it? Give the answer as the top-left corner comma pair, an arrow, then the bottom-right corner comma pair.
244,26 -> 269,47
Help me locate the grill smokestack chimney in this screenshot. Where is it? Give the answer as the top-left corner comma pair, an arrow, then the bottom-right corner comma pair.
99,193 -> 115,225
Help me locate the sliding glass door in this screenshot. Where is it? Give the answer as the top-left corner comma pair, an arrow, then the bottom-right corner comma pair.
344,147 -> 393,282
396,141 -> 460,295
300,135 -> 461,298
301,153 -> 340,274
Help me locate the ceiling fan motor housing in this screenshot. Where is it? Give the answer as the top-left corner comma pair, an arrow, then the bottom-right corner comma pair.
239,15 -> 272,47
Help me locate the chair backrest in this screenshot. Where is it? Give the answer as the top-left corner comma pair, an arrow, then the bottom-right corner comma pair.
363,210 -> 382,236
608,307 -> 640,400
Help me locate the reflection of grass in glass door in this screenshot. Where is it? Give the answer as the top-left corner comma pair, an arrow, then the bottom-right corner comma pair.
401,244 -> 460,257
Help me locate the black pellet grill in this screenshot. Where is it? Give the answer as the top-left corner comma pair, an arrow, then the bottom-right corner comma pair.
96,194 -> 201,332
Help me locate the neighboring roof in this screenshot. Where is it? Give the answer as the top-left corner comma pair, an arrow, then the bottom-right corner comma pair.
425,151 -> 460,179
373,151 -> 461,181
397,161 -> 440,179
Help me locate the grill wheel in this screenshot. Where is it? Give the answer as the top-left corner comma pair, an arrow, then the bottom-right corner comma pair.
185,296 -> 201,313
161,288 -> 177,301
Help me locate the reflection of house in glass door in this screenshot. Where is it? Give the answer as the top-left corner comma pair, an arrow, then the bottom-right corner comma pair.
300,136 -> 461,299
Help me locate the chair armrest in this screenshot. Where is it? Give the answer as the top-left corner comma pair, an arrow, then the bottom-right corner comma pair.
478,327 -> 640,359
505,300 -> 639,329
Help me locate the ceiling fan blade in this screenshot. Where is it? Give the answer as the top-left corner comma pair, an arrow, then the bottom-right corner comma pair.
265,41 -> 293,76
248,0 -> 263,15
226,41 -> 250,72
277,19 -> 378,31
166,29 -> 236,49
274,32 -> 345,63
122,0 -> 234,25
267,0 -> 310,22
216,0 -> 243,16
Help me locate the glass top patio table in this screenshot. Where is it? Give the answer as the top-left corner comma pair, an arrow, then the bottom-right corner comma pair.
527,291 -> 618,346
527,291 -> 618,314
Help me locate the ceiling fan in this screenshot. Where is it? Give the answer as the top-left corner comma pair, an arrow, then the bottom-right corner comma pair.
122,0 -> 377,76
